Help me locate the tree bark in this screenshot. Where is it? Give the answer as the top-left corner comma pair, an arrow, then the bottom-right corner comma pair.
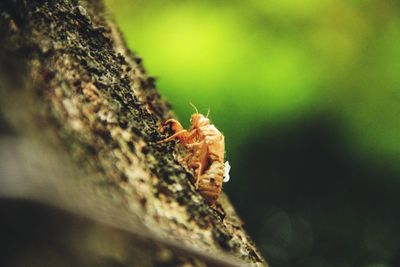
0,1 -> 267,266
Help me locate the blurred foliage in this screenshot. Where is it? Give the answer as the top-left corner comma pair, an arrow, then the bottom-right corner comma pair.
105,1 -> 400,266
105,0 -> 400,166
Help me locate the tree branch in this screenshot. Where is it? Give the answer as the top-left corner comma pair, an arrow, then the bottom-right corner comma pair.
0,1 -> 266,266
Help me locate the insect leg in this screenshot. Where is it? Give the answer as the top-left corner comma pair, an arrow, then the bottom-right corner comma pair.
182,152 -> 194,162
188,162 -> 202,189
157,130 -> 188,144
186,141 -> 203,149
158,119 -> 185,136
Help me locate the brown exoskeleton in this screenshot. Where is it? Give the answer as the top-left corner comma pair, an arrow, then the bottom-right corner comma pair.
157,105 -> 230,205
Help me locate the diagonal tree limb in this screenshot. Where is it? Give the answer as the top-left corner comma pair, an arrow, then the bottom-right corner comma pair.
0,1 -> 267,266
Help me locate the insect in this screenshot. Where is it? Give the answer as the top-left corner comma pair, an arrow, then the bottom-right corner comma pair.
158,105 -> 230,205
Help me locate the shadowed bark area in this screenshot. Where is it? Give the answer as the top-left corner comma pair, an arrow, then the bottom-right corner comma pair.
0,1 -> 266,266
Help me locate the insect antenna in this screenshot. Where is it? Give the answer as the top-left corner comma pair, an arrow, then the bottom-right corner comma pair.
206,108 -> 210,118
189,102 -> 199,114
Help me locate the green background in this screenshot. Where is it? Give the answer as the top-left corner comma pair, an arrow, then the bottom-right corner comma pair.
105,1 -> 400,266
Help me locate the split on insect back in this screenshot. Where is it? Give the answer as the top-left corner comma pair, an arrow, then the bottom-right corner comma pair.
157,103 -> 230,205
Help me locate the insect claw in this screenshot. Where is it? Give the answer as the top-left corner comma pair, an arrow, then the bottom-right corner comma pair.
158,125 -> 165,133
195,179 -> 200,189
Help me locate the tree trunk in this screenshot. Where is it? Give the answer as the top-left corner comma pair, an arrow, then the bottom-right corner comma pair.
0,1 -> 267,266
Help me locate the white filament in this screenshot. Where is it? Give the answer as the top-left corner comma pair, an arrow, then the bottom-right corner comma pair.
223,161 -> 231,182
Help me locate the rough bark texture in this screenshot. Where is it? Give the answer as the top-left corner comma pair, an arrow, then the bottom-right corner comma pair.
0,1 -> 267,266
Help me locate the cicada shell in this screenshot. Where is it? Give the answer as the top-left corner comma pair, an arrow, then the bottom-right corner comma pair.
158,109 -> 229,205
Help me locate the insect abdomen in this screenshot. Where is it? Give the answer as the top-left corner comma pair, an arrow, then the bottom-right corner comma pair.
197,179 -> 222,204
197,161 -> 224,204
